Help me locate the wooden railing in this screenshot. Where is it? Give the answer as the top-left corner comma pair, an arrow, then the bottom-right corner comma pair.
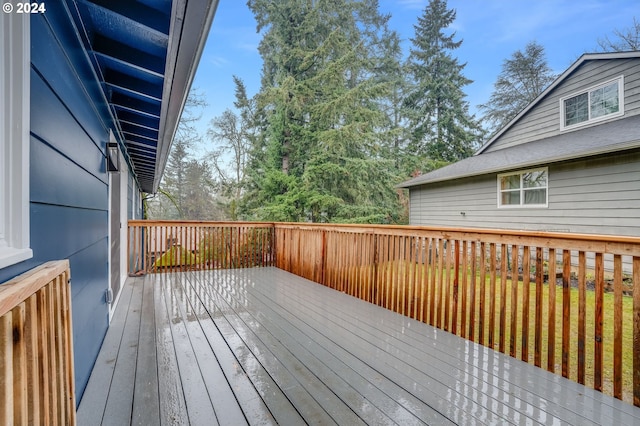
0,260 -> 76,425
128,220 -> 640,406
127,220 -> 274,274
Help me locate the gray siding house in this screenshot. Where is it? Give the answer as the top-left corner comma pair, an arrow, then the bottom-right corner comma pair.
400,52 -> 640,238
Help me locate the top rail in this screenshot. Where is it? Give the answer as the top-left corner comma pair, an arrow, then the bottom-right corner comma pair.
0,260 -> 75,425
0,261 -> 70,317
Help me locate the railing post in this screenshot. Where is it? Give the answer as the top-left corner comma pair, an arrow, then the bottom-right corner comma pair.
451,240 -> 459,335
634,256 -> 640,407
534,247 -> 543,368
321,229 -> 327,286
373,234 -> 378,306
562,249 -> 571,378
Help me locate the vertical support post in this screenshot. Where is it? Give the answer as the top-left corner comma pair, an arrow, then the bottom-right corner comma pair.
521,246 -> 530,362
534,247 -> 543,368
594,252 -> 604,392
562,249 -> 571,378
451,240 -> 460,335
613,255 -> 623,399
578,251 -> 586,384
547,248 -> 557,373
633,256 -> 640,406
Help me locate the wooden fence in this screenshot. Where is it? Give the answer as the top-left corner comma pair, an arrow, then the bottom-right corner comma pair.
0,260 -> 75,425
127,221 -> 274,274
128,220 -> 640,406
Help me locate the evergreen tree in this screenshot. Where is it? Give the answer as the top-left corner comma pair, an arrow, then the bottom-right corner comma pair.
404,0 -> 482,164
181,159 -> 221,220
244,0 -> 403,223
479,41 -> 556,135
160,138 -> 189,218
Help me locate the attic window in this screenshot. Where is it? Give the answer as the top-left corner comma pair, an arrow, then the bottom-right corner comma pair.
498,168 -> 548,208
560,76 -> 624,130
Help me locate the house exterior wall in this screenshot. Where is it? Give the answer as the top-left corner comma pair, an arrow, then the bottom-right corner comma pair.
0,8 -> 141,401
409,150 -> 640,237
485,58 -> 640,153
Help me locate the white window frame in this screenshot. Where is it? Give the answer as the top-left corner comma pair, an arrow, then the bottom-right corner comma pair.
0,14 -> 32,269
497,167 -> 548,209
559,76 -> 624,131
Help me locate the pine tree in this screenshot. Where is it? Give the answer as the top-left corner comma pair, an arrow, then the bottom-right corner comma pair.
244,0 -> 403,223
479,41 -> 556,135
404,0 -> 482,164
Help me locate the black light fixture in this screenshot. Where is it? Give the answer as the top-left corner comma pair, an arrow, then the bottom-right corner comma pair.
107,142 -> 119,172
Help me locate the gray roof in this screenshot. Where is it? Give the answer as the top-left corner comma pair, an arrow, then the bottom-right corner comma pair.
476,51 -> 640,155
399,114 -> 640,188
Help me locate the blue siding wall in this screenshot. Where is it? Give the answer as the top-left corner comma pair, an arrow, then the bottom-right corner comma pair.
0,6 -> 123,401
32,8 -> 113,400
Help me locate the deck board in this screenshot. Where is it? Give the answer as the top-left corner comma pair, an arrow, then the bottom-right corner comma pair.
78,267 -> 640,425
132,272 -> 160,425
163,273 -> 220,426
154,272 -> 188,426
76,276 -> 135,425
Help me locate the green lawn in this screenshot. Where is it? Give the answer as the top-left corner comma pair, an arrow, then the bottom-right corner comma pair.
455,277 -> 634,403
363,262 -> 635,403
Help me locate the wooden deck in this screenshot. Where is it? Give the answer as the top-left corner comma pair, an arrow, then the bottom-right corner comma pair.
77,267 -> 640,425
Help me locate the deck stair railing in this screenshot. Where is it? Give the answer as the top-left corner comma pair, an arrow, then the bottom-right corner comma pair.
0,260 -> 75,425
128,220 -> 640,407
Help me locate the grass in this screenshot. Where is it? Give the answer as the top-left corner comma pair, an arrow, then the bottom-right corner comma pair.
342,261 -> 635,403
458,277 -> 634,403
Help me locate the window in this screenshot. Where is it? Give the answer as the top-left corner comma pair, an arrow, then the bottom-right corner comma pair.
0,14 -> 31,269
560,76 -> 623,130
498,168 -> 548,208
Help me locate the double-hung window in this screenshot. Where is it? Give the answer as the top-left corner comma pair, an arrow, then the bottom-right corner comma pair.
560,76 -> 624,130
0,14 -> 32,268
498,168 -> 548,208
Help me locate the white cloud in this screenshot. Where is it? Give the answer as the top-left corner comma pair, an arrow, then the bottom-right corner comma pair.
397,0 -> 426,10
211,25 -> 261,53
208,55 -> 229,68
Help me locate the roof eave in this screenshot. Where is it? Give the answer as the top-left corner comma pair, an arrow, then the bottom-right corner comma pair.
150,0 -> 219,194
399,139 -> 640,189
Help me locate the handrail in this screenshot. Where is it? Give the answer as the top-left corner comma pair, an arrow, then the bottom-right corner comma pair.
128,220 -> 640,406
0,260 -> 76,425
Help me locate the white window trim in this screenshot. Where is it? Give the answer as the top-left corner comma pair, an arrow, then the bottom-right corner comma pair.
0,14 -> 32,269
497,167 -> 548,209
559,75 -> 624,131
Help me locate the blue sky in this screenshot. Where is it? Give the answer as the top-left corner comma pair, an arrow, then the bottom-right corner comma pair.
190,0 -> 637,141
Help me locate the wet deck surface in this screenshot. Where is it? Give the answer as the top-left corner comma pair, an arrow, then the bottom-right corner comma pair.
77,267 -> 640,425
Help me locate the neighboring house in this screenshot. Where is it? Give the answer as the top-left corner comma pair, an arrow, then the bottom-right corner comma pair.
0,1 -> 217,401
399,51 -> 640,239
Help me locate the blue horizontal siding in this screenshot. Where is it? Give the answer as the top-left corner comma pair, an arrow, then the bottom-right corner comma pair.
31,136 -> 107,210
27,12 -> 113,403
67,240 -> 109,398
32,6 -> 112,152
30,204 -> 108,260
30,70 -> 107,180
0,5 -> 146,406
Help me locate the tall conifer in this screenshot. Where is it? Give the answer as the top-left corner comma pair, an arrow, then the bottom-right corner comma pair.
405,0 -> 482,164
244,0 -> 403,223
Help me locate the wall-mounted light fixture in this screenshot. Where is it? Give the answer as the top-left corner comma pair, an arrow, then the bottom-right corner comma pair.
107,142 -> 119,172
